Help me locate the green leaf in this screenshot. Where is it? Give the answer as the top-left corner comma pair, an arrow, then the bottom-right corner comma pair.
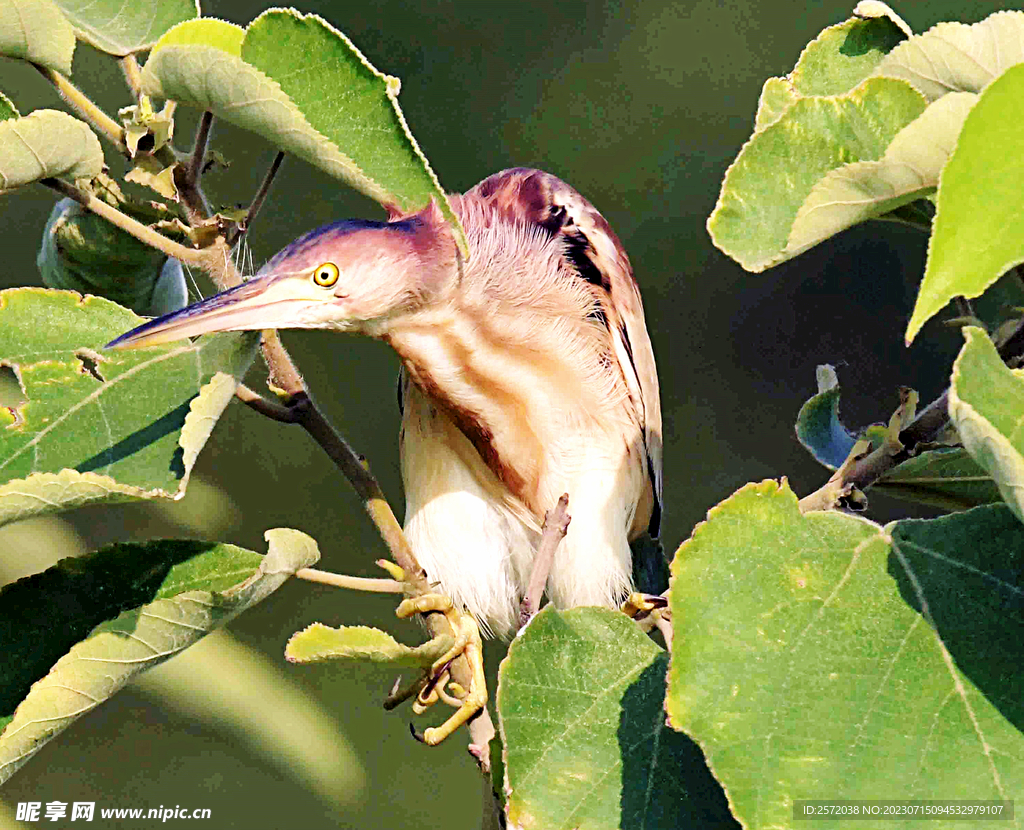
795,365 -> 858,470
753,8 -> 908,132
0,110 -> 102,192
285,623 -> 454,669
949,327 -> 1024,524
786,91 -> 976,261
38,198 -> 187,316
0,528 -> 320,784
907,65 -> 1024,343
498,607 -> 736,830
0,0 -> 75,75
874,11 -> 1024,103
0,288 -> 258,527
140,14 -> 468,256
874,447 -> 1002,511
52,0 -> 198,56
753,77 -> 797,132
708,77 -> 926,272
0,91 -> 19,121
668,481 -> 1024,827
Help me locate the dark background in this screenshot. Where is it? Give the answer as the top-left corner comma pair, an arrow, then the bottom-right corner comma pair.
0,1 -> 1007,827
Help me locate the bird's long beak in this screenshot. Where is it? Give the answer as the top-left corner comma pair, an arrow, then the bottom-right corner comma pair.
105,273 -> 315,349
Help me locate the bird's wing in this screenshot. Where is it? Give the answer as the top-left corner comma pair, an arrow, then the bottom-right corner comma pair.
465,168 -> 663,537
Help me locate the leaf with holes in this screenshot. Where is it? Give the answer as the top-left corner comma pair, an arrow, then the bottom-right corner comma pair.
498,606 -> 737,830
0,92 -> 18,121
52,0 -> 198,56
0,528 -> 320,783
668,481 -> 1024,828
140,13 -> 468,256
874,11 -> 1024,103
0,288 -> 257,527
949,327 -> 1024,524
0,0 -> 75,75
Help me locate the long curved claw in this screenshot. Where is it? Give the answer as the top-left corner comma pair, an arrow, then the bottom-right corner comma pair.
395,593 -> 488,746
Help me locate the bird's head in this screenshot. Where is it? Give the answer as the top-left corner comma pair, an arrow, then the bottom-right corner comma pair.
106,202 -> 457,349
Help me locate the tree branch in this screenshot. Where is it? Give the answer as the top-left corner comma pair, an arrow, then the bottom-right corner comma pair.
519,494 -> 570,627
36,66 -> 127,155
229,152 -> 285,248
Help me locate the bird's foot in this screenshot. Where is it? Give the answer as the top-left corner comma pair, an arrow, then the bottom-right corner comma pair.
621,592 -> 672,648
395,593 -> 487,745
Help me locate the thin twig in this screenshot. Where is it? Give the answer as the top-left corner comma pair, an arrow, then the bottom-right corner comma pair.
41,178 -> 206,266
518,494 -> 570,628
234,383 -> 299,422
295,567 -> 405,593
119,55 -> 144,100
36,66 -> 127,155
229,152 -> 285,248
187,112 -> 214,199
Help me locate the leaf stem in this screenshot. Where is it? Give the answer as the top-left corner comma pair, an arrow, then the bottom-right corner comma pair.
119,55 -> 143,100
36,66 -> 127,155
295,567 -> 405,593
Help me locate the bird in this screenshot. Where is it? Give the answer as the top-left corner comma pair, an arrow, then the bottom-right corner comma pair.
108,168 -> 663,639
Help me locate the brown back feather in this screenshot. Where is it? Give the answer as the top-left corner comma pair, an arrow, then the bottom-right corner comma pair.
460,168 -> 663,535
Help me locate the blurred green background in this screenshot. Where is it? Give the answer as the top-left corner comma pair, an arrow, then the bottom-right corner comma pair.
0,0 -> 1011,826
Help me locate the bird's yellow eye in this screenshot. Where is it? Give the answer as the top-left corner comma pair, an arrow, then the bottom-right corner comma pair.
312,262 -> 340,288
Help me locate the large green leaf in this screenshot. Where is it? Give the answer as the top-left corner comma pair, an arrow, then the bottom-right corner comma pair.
668,481 -> 1024,829
498,607 -> 736,830
37,198 -> 187,316
786,91 -> 975,260
140,13 -> 468,256
907,65 -> 1024,343
874,11 -> 1024,103
753,9 -> 908,131
0,0 -> 75,75
949,327 -> 1024,524
0,528 -> 320,783
0,288 -> 257,527
0,110 -> 102,192
708,77 -> 926,272
53,0 -> 198,56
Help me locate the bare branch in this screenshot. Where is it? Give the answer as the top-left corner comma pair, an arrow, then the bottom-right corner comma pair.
519,494 -> 570,627
229,152 -> 285,248
36,66 -> 127,155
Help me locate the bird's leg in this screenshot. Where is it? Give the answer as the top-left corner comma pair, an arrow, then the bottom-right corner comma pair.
395,593 -> 487,746
518,493 -> 571,629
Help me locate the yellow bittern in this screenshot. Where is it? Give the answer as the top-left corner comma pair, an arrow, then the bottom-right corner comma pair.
108,168 -> 663,639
